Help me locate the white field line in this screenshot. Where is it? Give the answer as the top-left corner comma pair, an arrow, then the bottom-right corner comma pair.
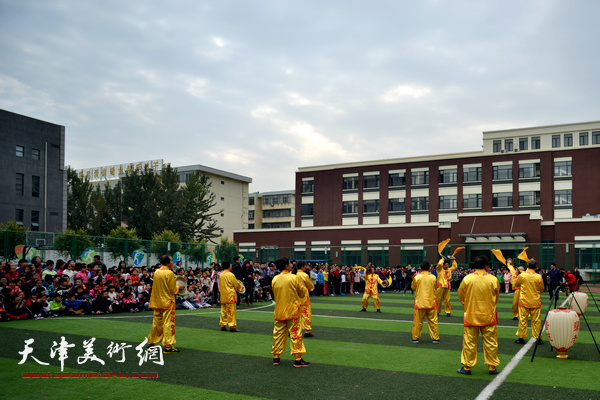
476,296 -> 570,400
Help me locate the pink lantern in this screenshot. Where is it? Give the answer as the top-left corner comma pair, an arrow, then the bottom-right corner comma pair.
545,307 -> 580,359
568,291 -> 589,316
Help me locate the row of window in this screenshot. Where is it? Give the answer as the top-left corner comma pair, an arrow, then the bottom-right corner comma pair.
15,145 -> 41,160
553,132 -> 600,148
15,209 -> 40,231
300,189 -> 573,216
302,161 -> 572,194
493,132 -> 600,153
493,137 -> 541,152
248,209 -> 293,219
16,173 -> 40,197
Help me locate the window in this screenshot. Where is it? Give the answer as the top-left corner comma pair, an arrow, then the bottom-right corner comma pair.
16,209 -> 24,225
593,131 -> 600,145
492,165 -> 512,180
388,172 -> 406,187
388,198 -> 406,212
554,190 -> 572,205
463,167 -> 481,182
221,180 -> 224,185
519,191 -> 540,207
263,194 -> 291,205
363,200 -> 379,213
342,201 -> 358,214
580,132 -> 589,146
552,135 -> 561,148
248,197 -> 255,206
262,222 -> 291,229
363,174 -> 379,189
493,192 -> 513,208
411,170 -> 429,185
220,197 -> 225,201
564,133 -> 573,147
343,176 -> 359,190
32,148 -> 40,160
16,145 -> 24,157
248,224 -> 255,229
248,210 -> 255,220
463,194 -> 482,209
439,195 -> 457,210
31,211 -> 40,231
531,136 -> 541,149
301,179 -> 314,193
263,209 -> 292,218
16,173 -> 24,195
554,160 -> 572,177
518,163 -> 540,179
411,196 -> 428,211
32,175 -> 40,197
505,139 -> 513,152
519,138 -> 528,151
439,169 -> 457,184
493,140 -> 501,153
301,204 -> 313,216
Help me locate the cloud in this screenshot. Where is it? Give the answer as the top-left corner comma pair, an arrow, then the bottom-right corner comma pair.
380,85 -> 433,102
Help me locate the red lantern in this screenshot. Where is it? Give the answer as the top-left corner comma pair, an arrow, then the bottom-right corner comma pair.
545,307 -> 580,359
568,291 -> 589,316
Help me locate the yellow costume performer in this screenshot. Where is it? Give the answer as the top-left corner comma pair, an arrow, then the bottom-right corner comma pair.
514,259 -> 544,344
435,257 -> 457,315
219,262 -> 242,332
271,258 -> 310,367
457,255 -> 500,375
411,261 -> 439,343
148,255 -> 181,352
491,250 -> 521,320
361,269 -> 384,312
296,261 -> 315,337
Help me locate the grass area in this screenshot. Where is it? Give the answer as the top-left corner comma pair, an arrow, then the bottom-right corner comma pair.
1,290 -> 599,399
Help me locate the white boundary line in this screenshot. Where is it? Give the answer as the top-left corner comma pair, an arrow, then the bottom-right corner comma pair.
475,296 -> 571,400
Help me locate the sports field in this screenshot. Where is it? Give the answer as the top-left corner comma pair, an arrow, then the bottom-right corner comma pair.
2,290 -> 599,400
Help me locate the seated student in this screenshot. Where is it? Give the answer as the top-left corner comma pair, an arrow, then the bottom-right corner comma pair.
49,293 -> 67,317
64,292 -> 84,315
55,278 -> 71,299
137,292 -> 149,311
5,292 -> 31,320
78,290 -> 94,314
29,292 -> 49,319
7,279 -> 21,296
74,277 -> 87,292
31,279 -> 47,297
194,286 -> 212,308
89,284 -> 102,299
45,275 -> 57,294
184,285 -> 201,309
92,291 -> 113,314
0,290 -> 10,322
122,291 -> 140,313
106,285 -> 121,311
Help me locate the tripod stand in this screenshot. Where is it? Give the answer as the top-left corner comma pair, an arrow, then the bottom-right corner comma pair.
531,284 -> 600,362
582,279 -> 600,313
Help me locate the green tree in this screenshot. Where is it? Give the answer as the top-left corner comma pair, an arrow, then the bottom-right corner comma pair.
121,167 -> 161,240
157,164 -> 187,239
0,221 -> 26,260
103,181 -> 123,233
214,236 -> 238,262
188,239 -> 210,267
181,172 -> 221,243
105,226 -> 142,263
149,229 -> 182,258
67,167 -> 94,232
54,229 -> 96,260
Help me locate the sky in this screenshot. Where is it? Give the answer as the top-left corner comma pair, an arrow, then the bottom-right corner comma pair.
1,0 -> 599,192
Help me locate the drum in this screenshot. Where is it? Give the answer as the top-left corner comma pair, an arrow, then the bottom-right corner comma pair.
237,280 -> 246,294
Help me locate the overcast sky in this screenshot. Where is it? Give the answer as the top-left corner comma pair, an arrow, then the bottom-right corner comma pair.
1,0 -> 599,192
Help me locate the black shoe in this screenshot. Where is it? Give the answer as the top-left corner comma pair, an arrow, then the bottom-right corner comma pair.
457,367 -> 471,375
489,369 -> 500,375
515,338 -> 526,344
446,313 -> 451,316
512,317 -> 518,320
163,347 -> 180,353
273,358 -> 280,366
146,343 -> 156,350
376,309 -> 381,313
229,328 -> 242,332
293,359 -> 310,367
360,308 -> 366,312
304,332 -> 314,338
221,326 -> 227,331
536,338 -> 544,345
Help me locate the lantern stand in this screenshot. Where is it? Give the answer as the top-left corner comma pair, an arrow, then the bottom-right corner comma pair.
531,284 -> 600,362
582,280 -> 600,313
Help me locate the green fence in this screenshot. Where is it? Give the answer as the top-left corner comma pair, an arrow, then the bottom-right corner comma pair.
1,230 -> 598,281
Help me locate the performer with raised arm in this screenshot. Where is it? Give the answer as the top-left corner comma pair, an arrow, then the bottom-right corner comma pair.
457,255 -> 500,375
491,249 -> 521,321
436,239 -> 463,316
514,257 -> 545,345
360,267 -> 385,313
410,260 -> 440,344
271,258 -> 310,367
294,261 -> 315,338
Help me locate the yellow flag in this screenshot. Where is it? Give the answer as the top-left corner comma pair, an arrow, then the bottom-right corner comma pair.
452,246 -> 465,257
438,238 -> 451,257
518,247 -> 530,263
491,249 -> 507,266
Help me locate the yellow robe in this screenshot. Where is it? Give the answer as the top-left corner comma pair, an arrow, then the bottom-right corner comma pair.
411,271 -> 439,341
362,273 -> 383,310
271,270 -> 308,357
507,263 -> 520,318
297,270 -> 315,333
514,268 -> 544,339
457,269 -> 500,370
148,266 -> 178,347
219,270 -> 242,328
435,258 -> 457,314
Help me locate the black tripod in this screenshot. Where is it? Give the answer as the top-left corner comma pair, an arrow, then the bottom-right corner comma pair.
581,279 -> 600,313
531,284 -> 600,362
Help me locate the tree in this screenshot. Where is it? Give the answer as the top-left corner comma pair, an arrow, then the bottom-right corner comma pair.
105,226 -> 142,263
121,167 -> 161,240
157,164 -> 187,239
149,230 -> 182,258
188,239 -> 210,267
67,167 -> 94,232
103,181 -> 123,233
54,229 -> 96,260
181,172 -> 221,243
0,221 -> 26,260
214,236 -> 238,263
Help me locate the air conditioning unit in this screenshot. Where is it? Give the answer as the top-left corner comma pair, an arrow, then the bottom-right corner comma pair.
500,149 -> 506,153
514,148 -> 520,152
